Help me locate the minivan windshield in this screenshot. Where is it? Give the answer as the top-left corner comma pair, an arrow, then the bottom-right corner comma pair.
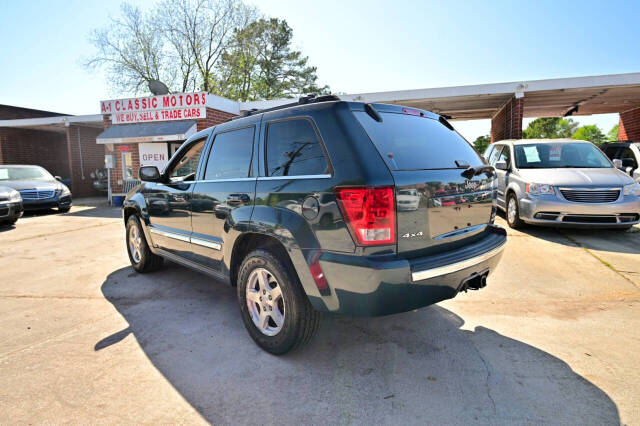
0,166 -> 54,181
514,143 -> 612,169
354,111 -> 483,170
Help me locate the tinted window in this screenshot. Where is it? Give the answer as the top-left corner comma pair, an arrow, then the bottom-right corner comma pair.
620,148 -> 638,168
483,145 -> 495,161
354,111 -> 483,170
266,119 -> 329,177
602,146 -> 620,159
169,139 -> 205,181
205,127 -> 255,179
497,145 -> 511,165
487,145 -> 503,165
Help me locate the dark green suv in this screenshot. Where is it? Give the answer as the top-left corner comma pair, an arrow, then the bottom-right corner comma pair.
123,97 -> 507,354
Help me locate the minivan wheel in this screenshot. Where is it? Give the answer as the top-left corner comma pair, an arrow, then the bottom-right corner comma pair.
126,215 -> 164,272
237,249 -> 320,355
506,193 -> 524,229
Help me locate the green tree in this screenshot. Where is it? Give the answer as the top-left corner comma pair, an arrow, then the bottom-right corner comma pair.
472,135 -> 491,153
522,117 -> 578,139
213,18 -> 329,101
607,124 -> 619,141
572,125 -> 606,145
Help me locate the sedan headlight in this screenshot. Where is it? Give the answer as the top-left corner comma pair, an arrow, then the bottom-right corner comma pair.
525,183 -> 554,196
623,182 -> 640,197
9,190 -> 22,202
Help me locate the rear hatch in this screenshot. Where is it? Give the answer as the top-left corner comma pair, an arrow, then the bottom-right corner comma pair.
353,104 -> 496,257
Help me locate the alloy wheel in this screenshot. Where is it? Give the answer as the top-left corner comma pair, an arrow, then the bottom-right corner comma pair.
507,197 -> 517,224
128,225 -> 142,263
246,267 -> 285,336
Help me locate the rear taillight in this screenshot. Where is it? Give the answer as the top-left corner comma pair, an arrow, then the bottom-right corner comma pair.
335,186 -> 396,246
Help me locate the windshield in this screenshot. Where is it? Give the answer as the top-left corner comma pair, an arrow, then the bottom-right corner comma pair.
0,166 -> 54,181
514,143 -> 612,169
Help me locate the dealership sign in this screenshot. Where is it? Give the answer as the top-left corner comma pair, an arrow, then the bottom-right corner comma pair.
100,92 -> 207,124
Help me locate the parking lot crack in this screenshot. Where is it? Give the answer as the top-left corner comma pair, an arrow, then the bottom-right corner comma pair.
468,334 -> 497,414
2,221 -> 118,243
559,232 -> 640,290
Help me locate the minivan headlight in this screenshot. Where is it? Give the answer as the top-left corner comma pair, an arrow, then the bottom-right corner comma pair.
525,183 -> 554,196
623,182 -> 640,197
9,190 -> 22,202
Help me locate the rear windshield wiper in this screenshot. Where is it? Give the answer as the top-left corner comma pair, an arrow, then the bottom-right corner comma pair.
460,164 -> 495,179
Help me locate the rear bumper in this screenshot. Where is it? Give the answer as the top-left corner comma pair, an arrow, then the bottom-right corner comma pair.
22,195 -> 72,210
519,196 -> 640,227
311,226 -> 507,316
0,201 -> 24,221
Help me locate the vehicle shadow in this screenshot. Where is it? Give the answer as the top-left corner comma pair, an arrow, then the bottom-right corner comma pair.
63,206 -> 122,219
497,210 -> 640,255
0,223 -> 16,232
97,264 -> 620,425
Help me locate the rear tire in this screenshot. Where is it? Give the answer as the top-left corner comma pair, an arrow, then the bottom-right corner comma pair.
506,193 -> 524,229
126,215 -> 164,273
237,249 -> 320,355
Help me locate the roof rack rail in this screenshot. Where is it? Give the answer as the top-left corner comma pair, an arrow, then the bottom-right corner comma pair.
228,94 -> 340,121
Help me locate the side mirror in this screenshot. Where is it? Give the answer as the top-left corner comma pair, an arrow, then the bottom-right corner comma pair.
612,159 -> 623,168
139,166 -> 161,182
54,176 -> 62,181
495,161 -> 509,171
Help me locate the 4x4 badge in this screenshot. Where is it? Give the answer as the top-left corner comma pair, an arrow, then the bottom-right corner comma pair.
401,231 -> 423,238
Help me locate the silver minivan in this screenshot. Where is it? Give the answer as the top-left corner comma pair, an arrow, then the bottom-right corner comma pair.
483,139 -> 640,229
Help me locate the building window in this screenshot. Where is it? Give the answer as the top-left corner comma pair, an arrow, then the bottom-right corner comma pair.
122,151 -> 133,180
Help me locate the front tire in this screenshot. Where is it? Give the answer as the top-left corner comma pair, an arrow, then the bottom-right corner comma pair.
126,215 -> 164,273
506,193 -> 524,229
237,249 -> 320,355
58,206 -> 71,213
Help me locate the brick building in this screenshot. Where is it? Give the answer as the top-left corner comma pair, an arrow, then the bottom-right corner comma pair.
0,105 -> 104,197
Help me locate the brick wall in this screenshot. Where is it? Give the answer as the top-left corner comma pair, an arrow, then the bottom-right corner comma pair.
65,125 -> 105,197
0,128 -> 70,178
491,97 -> 524,142
618,106 -> 640,141
197,107 -> 236,131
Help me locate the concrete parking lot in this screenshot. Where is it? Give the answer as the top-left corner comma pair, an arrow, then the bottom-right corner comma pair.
1,201 -> 639,425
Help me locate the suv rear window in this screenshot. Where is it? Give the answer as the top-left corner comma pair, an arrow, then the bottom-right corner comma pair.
354,111 -> 483,170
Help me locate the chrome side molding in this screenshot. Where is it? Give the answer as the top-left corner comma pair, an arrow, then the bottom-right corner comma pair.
149,227 -> 222,250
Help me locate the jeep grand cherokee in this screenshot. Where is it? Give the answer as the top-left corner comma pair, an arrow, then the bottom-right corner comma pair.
123,96 -> 507,354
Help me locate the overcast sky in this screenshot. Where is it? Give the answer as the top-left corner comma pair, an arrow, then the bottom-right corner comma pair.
1,0 -> 638,140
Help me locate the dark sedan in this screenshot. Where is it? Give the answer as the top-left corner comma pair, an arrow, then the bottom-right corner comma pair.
0,165 -> 72,212
0,185 -> 23,225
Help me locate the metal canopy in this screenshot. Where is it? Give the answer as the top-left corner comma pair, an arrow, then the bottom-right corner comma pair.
96,120 -> 197,144
241,72 -> 640,121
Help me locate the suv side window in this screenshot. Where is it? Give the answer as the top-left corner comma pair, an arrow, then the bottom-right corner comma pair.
168,139 -> 205,182
483,145 -> 495,161
497,145 -> 511,166
602,146 -> 620,160
266,118 -> 329,177
620,148 -> 638,168
487,145 -> 503,166
204,126 -> 255,179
